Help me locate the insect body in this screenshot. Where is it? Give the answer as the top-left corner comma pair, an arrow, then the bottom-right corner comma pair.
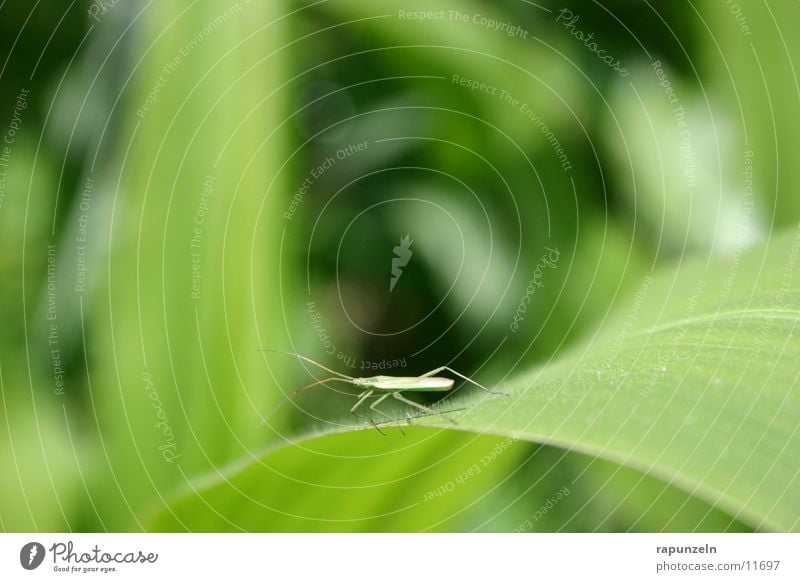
353,376 -> 454,391
259,348 -> 496,434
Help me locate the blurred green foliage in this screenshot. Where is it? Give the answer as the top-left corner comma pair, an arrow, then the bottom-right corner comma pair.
1,0 -> 798,532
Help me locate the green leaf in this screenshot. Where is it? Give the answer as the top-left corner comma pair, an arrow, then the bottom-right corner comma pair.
86,0 -> 293,529
455,227 -> 800,531
148,228 -> 800,531
146,428 -> 531,531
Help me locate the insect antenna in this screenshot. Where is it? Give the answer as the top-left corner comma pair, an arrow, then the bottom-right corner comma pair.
257,348 -> 355,380
256,376 -> 353,429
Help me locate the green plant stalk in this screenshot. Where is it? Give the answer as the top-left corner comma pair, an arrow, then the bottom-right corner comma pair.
89,0 -> 291,529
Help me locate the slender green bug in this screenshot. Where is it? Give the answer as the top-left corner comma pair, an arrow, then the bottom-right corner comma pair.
258,348 -> 499,434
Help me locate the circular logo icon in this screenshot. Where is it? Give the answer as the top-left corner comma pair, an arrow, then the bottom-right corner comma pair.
20,542 -> 45,570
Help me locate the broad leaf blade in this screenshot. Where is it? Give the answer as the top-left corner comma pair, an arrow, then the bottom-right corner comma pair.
146,428 -> 529,531
454,227 -> 800,531
149,229 -> 800,531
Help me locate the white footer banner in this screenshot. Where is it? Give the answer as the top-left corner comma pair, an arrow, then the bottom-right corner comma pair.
1,533 -> 797,581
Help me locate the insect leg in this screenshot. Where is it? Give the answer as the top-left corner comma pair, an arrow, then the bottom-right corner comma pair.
370,393 -> 405,435
369,393 -> 391,416
420,366 -> 507,395
392,392 -> 457,425
352,410 -> 387,436
350,390 -> 373,413
350,390 -> 387,436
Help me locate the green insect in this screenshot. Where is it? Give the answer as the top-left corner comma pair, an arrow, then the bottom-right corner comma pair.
259,348 -> 498,434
